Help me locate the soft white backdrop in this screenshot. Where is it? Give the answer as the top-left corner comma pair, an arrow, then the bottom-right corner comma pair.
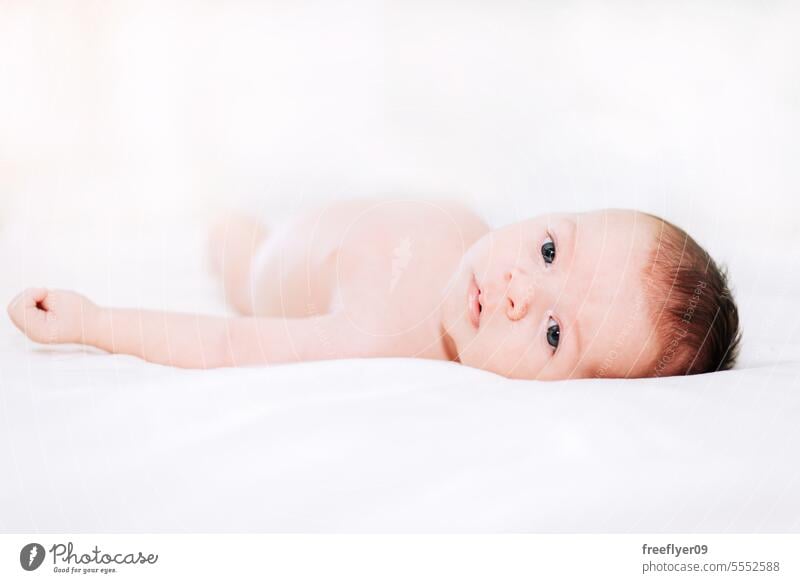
2,1 -> 800,534
2,1 -> 798,233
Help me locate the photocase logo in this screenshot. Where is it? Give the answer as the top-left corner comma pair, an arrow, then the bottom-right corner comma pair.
20,543 -> 46,571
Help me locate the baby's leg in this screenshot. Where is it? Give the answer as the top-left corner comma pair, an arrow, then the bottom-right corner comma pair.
248,211 -> 338,318
210,204 -> 350,318
208,213 -> 268,315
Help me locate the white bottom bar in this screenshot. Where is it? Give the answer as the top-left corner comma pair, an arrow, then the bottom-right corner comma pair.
1,534 -> 797,582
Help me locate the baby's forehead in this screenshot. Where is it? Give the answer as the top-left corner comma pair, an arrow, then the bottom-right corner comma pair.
525,211 -> 575,224
570,219 -> 660,377
524,208 -> 650,225
571,211 -> 659,259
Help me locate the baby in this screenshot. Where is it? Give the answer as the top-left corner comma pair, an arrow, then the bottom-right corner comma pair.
7,200 -> 741,380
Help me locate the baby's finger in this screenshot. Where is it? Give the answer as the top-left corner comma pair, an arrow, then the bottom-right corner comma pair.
23,287 -> 49,309
7,290 -> 31,319
14,311 -> 52,344
7,288 -> 45,328
8,287 -> 47,312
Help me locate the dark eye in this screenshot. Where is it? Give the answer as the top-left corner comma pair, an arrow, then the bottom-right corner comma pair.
541,235 -> 556,264
546,316 -> 560,350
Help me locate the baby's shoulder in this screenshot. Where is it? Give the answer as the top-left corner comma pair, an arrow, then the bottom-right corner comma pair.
396,199 -> 490,245
428,200 -> 489,231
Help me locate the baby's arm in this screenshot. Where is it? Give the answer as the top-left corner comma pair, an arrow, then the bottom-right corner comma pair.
7,288 -> 361,368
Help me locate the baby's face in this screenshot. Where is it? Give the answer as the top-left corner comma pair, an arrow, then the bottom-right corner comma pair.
441,209 -> 661,380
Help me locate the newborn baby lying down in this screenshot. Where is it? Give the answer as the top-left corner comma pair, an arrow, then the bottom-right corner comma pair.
7,200 -> 741,380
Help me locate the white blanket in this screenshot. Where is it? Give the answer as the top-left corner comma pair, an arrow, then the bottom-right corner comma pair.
1,218 -> 799,533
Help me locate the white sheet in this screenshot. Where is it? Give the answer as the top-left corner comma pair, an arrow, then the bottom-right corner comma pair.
1,218 -> 799,533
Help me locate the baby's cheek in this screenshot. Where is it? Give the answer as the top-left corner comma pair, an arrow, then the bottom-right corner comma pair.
465,233 -> 497,264
464,333 -> 539,378
457,245 -> 480,275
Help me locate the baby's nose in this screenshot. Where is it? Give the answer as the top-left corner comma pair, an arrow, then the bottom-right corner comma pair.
506,295 -> 528,321
505,268 -> 532,321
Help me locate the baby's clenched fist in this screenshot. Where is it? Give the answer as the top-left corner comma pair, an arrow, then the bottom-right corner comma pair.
7,288 -> 98,345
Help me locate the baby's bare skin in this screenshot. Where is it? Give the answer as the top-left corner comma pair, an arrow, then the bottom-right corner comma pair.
7,200 -> 662,379
248,200 -> 490,359
7,200 -> 488,369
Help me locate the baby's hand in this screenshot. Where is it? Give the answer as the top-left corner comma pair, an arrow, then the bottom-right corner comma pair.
6,288 -> 99,345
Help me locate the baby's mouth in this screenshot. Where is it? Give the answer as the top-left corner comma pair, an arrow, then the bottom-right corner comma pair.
468,273 -> 482,329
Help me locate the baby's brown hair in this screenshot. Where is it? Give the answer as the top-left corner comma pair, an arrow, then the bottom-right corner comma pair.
643,214 -> 742,376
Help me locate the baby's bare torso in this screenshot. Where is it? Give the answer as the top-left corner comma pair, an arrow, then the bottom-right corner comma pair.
252,199 -> 489,359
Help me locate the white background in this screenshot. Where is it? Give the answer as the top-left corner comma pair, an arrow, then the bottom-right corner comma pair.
1,0 -> 798,257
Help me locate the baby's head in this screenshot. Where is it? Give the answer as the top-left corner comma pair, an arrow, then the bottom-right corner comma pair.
441,209 -> 741,380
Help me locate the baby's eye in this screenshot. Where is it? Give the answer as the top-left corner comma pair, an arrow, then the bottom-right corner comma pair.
541,235 -> 556,265
546,316 -> 560,351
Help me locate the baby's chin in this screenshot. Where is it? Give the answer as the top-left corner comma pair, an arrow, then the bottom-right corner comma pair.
457,349 -> 537,380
